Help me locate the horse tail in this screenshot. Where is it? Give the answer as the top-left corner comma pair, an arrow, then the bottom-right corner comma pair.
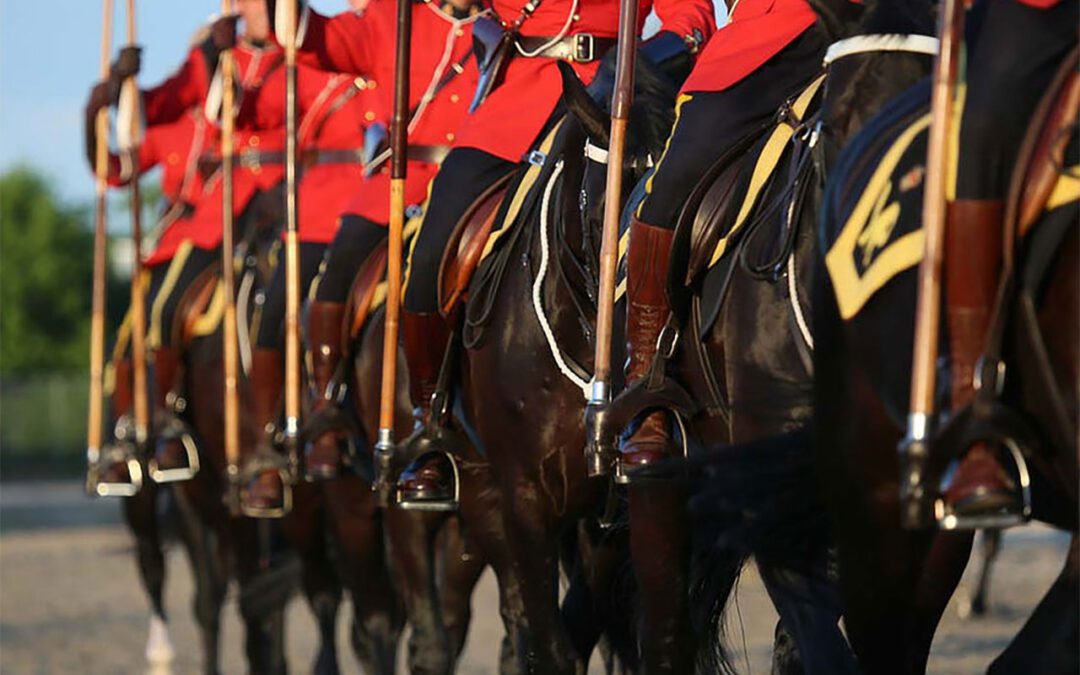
642,428 -> 830,673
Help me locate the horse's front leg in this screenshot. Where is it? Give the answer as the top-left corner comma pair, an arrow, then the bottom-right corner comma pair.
502,469 -> 583,675
435,514 -> 487,661
325,476 -> 403,675
628,482 -> 696,675
284,481 -> 343,675
384,506 -> 456,675
122,481 -> 175,668
234,518 -> 296,675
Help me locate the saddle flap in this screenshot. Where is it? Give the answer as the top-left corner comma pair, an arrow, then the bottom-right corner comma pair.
684,156 -> 753,286
1014,47 -> 1080,239
347,245 -> 390,341
437,172 -> 516,316
176,264 -> 223,346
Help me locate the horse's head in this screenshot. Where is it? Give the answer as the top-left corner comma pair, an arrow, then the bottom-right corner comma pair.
810,0 -> 936,151
557,57 -> 679,236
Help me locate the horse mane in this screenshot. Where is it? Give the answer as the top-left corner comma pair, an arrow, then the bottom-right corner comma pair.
860,0 -> 936,38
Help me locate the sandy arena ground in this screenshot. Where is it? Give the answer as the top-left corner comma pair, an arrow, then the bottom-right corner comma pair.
0,481 -> 1072,674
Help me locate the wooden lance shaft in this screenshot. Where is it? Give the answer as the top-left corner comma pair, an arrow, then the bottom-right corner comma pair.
219,0 -> 243,503
590,0 -> 638,403
282,0 -> 302,457
124,0 -> 150,448
87,0 -> 115,489
374,0 -> 412,504
901,0 -> 964,526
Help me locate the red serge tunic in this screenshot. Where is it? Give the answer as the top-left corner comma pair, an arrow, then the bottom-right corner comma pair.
117,112 -> 216,267
298,0 -> 481,223
452,0 -> 717,162
241,65 -> 370,243
680,0 -> 817,94
139,40 -> 288,256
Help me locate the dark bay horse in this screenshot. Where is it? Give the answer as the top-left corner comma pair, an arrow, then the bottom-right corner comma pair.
108,196 -> 296,675
439,58 -> 683,672
604,0 -> 941,671
282,302 -> 491,675
810,43 -> 1079,673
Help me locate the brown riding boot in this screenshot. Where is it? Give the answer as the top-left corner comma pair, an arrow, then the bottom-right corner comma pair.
242,348 -> 288,513
939,199 -> 1021,521
617,218 -> 676,482
394,310 -> 458,510
150,346 -> 193,477
304,301 -> 349,479
98,359 -> 138,487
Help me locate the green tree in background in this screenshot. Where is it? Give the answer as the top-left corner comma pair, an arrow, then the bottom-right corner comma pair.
1,167 -> 126,375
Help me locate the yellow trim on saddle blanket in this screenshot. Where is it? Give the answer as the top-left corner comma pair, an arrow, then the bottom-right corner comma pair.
148,241 -> 195,349
191,280 -> 225,337
479,118 -> 567,262
372,207 -> 425,311
1046,166 -> 1080,212
825,113 -> 930,320
708,74 -> 827,268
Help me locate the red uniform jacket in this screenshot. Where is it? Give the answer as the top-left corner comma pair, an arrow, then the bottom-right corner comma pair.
452,0 -> 717,162
106,110 -> 209,206
138,39 -> 289,257
680,0 -> 817,94
298,0 -> 481,223
242,65 -> 370,243
125,113 -> 215,267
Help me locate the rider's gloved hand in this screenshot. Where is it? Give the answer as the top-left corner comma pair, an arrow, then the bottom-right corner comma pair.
112,45 -> 143,81
210,14 -> 240,51
640,30 -> 701,84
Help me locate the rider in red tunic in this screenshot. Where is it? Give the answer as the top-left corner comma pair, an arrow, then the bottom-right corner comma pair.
616,0 -> 826,480
233,58 -> 378,510
933,0 -> 1076,521
387,0 -> 717,507
88,1 -> 289,478
82,98 -> 214,479
251,0 -> 480,494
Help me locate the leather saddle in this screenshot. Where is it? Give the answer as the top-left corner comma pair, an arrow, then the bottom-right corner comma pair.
1012,46 -> 1079,240
437,172 -> 516,316
346,244 -> 390,343
175,264 -> 223,346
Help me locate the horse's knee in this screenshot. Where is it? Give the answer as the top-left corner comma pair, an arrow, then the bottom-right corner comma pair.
351,612 -> 401,675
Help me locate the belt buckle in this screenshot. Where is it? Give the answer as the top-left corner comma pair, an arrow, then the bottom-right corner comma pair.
239,150 -> 261,172
574,34 -> 595,63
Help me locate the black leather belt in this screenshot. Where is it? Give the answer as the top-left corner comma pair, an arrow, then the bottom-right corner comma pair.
407,145 -> 452,165
516,34 -> 616,63
303,148 -> 365,167
198,149 -> 285,179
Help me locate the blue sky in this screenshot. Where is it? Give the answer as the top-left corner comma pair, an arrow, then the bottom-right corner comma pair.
0,0 -> 720,206
0,0 -> 341,205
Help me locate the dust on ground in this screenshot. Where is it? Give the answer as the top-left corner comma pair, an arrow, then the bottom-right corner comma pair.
0,481 -> 1071,674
